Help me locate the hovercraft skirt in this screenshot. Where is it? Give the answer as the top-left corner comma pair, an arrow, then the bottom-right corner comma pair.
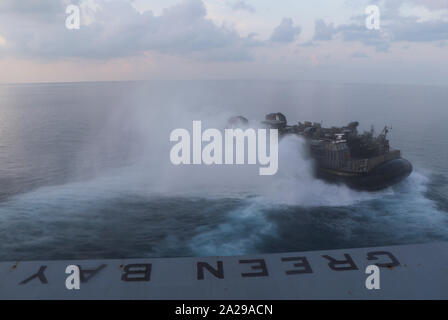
316,158 -> 413,191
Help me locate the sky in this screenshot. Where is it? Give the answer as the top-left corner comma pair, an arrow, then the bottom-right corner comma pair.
0,0 -> 447,85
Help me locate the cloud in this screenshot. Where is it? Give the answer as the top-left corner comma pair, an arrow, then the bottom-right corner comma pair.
0,0 -> 71,16
312,17 -> 390,52
0,0 -> 260,61
313,19 -> 337,41
227,1 -> 256,13
391,17 -> 448,42
270,18 -> 301,43
351,52 -> 368,58
338,21 -> 391,52
312,1 -> 448,52
409,0 -> 448,10
297,41 -> 319,47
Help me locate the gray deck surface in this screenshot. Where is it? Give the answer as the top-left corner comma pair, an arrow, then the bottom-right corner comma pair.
1,242 -> 447,299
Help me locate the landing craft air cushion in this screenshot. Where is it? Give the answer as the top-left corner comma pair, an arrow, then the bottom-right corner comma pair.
228,113 -> 413,191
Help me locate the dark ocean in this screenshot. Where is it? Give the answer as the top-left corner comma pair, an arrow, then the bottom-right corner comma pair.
1,80 -> 447,261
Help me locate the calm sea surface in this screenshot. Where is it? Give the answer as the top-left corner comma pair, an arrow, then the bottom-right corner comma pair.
0,80 -> 447,261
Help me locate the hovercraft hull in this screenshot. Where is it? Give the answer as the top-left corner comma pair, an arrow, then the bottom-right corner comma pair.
316,158 -> 413,191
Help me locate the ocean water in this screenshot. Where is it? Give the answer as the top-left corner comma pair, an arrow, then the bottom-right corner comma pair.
0,80 -> 447,261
